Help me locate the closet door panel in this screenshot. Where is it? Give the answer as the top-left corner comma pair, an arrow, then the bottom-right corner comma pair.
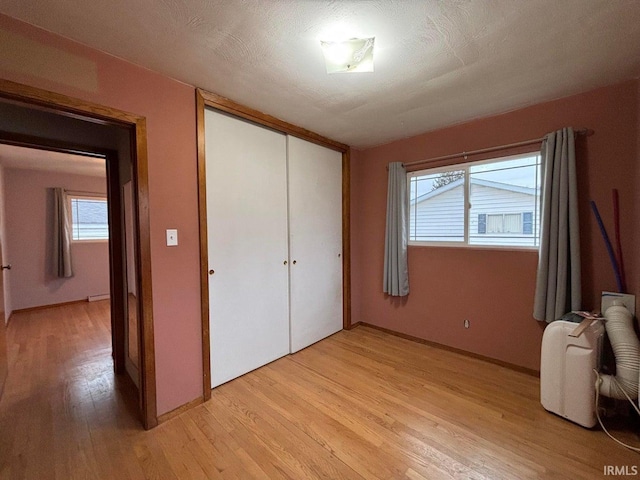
205,108 -> 290,388
288,136 -> 343,353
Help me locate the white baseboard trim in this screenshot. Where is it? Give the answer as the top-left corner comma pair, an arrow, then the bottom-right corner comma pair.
88,294 -> 110,302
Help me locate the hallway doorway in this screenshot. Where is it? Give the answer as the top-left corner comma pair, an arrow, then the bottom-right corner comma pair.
0,79 -> 156,428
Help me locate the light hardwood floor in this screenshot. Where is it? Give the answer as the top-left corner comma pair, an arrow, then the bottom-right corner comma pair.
0,302 -> 638,479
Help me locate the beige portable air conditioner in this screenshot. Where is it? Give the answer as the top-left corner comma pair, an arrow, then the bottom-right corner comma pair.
540,320 -> 604,428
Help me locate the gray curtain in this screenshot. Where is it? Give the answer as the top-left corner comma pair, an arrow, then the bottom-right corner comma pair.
53,187 -> 73,278
383,162 -> 409,296
533,128 -> 581,322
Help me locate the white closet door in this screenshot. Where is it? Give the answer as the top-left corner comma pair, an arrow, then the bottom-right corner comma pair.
205,108 -> 290,388
288,136 -> 343,353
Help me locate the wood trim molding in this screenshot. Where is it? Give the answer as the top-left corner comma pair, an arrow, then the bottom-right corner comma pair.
196,88 -> 352,399
0,79 -> 157,429
106,150 -> 126,376
133,117 -> 157,429
196,91 -> 212,401
0,130 -> 114,158
342,149 -> 351,330
0,79 -> 143,126
157,396 -> 204,425
197,88 -> 349,153
358,323 -> 540,377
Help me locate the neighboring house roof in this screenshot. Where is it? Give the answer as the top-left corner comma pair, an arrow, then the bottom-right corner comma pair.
413,178 -> 537,204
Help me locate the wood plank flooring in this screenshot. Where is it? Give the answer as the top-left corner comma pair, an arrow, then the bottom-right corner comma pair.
0,301 -> 638,479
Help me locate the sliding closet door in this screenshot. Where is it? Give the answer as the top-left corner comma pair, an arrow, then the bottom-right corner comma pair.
288,136 -> 343,353
205,108 -> 289,388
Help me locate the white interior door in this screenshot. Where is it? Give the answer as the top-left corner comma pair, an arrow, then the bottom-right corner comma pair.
288,136 -> 343,353
205,108 -> 290,388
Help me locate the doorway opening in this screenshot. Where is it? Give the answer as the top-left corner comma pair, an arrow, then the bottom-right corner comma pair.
0,79 -> 156,428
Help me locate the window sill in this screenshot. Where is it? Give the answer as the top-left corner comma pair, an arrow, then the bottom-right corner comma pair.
71,239 -> 109,244
408,242 -> 539,253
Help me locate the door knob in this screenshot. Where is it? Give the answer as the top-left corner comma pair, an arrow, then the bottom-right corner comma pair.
292,260 -> 297,265
208,269 -> 214,275
1,264 -> 11,270
283,260 -> 288,265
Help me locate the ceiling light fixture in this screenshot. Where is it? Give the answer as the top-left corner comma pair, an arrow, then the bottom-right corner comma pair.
320,37 -> 375,74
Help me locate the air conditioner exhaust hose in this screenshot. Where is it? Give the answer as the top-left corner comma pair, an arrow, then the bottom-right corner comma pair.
599,304 -> 639,400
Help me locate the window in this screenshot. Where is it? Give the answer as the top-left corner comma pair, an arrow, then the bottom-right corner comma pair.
69,195 -> 109,241
408,153 -> 541,248
482,213 -> 526,234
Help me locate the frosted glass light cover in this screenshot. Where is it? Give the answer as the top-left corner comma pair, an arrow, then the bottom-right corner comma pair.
320,37 -> 374,73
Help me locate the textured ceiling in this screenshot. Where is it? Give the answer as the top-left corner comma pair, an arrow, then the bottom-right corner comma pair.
1,0 -> 639,148
0,144 -> 106,177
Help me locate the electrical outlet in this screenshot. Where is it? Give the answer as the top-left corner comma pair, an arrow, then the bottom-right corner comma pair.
166,229 -> 178,247
464,319 -> 470,329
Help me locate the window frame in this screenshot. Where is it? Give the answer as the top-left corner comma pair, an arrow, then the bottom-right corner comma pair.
68,193 -> 110,243
407,151 -> 541,251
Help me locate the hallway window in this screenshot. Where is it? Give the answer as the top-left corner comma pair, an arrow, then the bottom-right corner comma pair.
69,195 -> 109,241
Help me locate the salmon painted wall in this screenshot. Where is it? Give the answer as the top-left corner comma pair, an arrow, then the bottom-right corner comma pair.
0,15 -> 201,414
352,80 -> 639,371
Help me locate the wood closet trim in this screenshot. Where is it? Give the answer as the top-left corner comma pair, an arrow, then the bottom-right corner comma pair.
196,90 -> 211,400
0,79 -> 157,429
196,88 -> 352,399
197,89 -> 349,151
342,149 -> 352,331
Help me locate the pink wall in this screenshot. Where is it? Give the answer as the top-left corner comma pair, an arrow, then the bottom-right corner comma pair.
0,15 -> 201,415
352,80 -> 639,371
5,168 -> 109,310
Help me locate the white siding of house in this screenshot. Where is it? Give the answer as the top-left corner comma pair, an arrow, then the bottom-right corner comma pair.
71,196 -> 109,240
410,183 -> 539,246
409,183 -> 464,242
469,183 -> 538,246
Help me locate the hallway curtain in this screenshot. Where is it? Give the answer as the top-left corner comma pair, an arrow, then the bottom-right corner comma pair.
383,162 -> 409,296
533,128 -> 581,322
53,187 -> 73,278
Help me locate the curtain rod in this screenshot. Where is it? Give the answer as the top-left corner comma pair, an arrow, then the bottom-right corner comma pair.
399,128 -> 594,170
65,189 -> 106,197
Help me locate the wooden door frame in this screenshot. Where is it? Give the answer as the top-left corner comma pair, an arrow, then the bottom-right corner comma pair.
0,79 -> 157,429
196,88 -> 351,400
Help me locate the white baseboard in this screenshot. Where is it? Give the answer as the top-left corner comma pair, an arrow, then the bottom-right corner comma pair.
87,294 -> 110,302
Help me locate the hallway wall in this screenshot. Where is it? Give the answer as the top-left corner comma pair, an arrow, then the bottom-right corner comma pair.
4,168 -> 109,310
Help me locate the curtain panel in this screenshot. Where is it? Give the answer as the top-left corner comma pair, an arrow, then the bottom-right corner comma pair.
383,162 -> 409,297
533,128 -> 581,322
53,187 -> 73,278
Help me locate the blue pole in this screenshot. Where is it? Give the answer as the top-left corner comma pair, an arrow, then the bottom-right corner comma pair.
590,200 -> 623,293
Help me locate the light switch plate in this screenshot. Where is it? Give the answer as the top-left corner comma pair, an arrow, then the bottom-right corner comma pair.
166,229 -> 178,247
